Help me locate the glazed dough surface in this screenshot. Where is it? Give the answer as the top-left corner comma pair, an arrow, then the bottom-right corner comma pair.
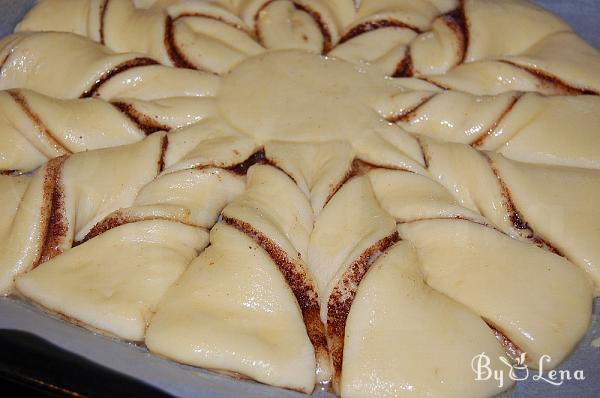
17,220 -> 208,341
342,242 -> 512,398
146,223 -> 316,393
0,0 -> 599,396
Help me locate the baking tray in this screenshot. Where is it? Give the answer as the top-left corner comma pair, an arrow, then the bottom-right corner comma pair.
0,1 -> 599,397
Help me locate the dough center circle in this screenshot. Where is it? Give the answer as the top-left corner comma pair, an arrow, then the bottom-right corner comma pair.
218,50 -> 396,143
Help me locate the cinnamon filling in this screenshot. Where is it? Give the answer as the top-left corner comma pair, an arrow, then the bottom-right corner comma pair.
164,16 -> 198,69
111,101 -> 171,136
483,153 -> 563,255
386,94 -> 435,123
323,159 -> 412,208
157,134 -> 169,173
392,49 -> 414,78
36,156 -> 68,267
326,232 -> 400,389
442,3 -> 469,64
8,90 -> 72,155
339,19 -> 421,45
292,2 -> 332,54
471,93 -> 523,147
500,60 -> 598,96
78,212 -> 200,245
222,215 -> 330,378
80,57 -> 159,98
486,321 -> 525,363
225,149 -> 267,175
99,0 -> 110,45
415,136 -> 430,168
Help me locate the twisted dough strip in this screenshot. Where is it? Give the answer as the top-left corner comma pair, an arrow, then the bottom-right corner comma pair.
18,0 -> 600,94
363,167 -> 591,369
0,32 -> 220,99
334,0 -> 600,94
420,138 -> 600,291
147,222 -> 320,393
148,164 -> 332,392
0,133 -> 165,294
341,241 -> 512,398
381,90 -> 600,169
0,88 -> 216,173
17,219 -> 209,341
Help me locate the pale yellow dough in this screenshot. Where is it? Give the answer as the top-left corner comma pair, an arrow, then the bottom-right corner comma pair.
342,241 -> 513,398
1,0 -> 599,396
398,219 -> 593,367
16,220 -> 209,341
146,223 -> 316,393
